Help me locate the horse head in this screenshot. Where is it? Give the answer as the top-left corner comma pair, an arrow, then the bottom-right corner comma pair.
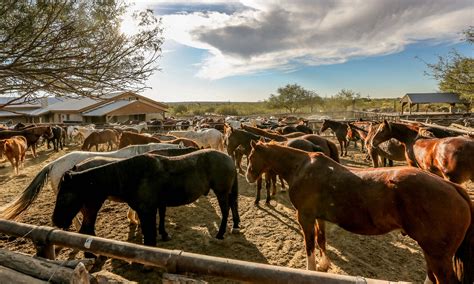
320,119 -> 329,133
246,140 -> 268,183
370,120 -> 392,148
52,171 -> 84,230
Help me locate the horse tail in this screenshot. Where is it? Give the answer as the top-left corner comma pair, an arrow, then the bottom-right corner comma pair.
0,164 -> 51,219
327,140 -> 340,163
454,195 -> 474,284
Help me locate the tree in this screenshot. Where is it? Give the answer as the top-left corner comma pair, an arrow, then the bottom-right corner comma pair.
267,84 -> 319,113
173,104 -> 188,115
0,1 -> 163,109
422,27 -> 474,102
333,89 -> 361,110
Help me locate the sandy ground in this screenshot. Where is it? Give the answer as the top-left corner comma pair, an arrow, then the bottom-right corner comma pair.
0,140 -> 472,283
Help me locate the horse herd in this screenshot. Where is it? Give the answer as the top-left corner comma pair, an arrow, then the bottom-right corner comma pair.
0,118 -> 473,284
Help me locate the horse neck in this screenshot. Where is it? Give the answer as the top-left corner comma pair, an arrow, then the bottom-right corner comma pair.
390,123 -> 419,145
389,123 -> 420,166
262,145 -> 309,185
325,120 -> 343,131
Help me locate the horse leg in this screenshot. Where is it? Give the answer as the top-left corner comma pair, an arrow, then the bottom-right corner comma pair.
215,194 -> 230,239
423,252 -> 457,284
255,177 -> 262,205
158,206 -> 170,241
31,144 -> 37,158
79,205 -> 100,258
229,178 -> 240,233
297,211 -> 317,270
264,173 -> 271,204
338,139 -> 344,157
270,172 -> 277,196
315,219 -> 330,272
127,208 -> 140,224
235,151 -> 244,175
344,139 -> 348,156
137,209 -> 158,246
279,175 -> 286,192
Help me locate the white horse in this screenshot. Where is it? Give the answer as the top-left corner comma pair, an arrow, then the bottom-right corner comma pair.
0,143 -> 182,227
73,125 -> 96,140
168,129 -> 224,151
114,122 -> 148,133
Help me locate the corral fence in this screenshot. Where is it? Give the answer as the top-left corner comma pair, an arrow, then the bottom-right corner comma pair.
0,220 -> 408,284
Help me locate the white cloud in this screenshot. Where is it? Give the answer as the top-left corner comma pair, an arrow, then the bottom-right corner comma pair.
155,0 -> 473,79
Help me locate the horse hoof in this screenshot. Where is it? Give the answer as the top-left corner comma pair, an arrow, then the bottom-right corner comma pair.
231,228 -> 240,234
161,235 -> 171,242
215,234 -> 224,240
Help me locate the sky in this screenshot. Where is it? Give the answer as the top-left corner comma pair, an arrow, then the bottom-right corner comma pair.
123,0 -> 474,102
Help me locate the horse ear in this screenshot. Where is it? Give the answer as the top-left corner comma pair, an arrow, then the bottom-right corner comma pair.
259,136 -> 265,142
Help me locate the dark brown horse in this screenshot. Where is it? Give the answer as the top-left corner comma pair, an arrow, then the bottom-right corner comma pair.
53,150 -> 240,246
320,119 -> 349,156
246,141 -> 473,283
0,126 -> 53,157
81,129 -> 119,151
240,124 -> 287,142
371,120 -> 474,184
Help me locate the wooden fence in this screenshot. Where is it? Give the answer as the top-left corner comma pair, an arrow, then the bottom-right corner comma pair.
0,220 -> 408,284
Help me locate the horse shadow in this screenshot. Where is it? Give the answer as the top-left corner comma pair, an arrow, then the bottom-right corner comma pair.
108,196 -> 268,283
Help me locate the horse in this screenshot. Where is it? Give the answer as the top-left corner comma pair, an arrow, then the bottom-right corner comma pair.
0,143 -> 183,227
119,131 -> 160,148
0,126 -> 53,157
71,147 -> 200,225
0,136 -> 27,175
47,125 -> 66,152
119,131 -> 199,149
361,122 -> 406,167
371,120 -> 474,184
81,129 -> 118,151
254,138 -> 324,205
152,133 -> 178,141
73,125 -> 96,140
168,129 -> 224,151
319,119 -> 351,156
52,150 -> 240,246
246,141 -> 473,283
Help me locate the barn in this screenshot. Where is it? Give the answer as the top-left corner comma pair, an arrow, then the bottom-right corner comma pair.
400,92 -> 470,114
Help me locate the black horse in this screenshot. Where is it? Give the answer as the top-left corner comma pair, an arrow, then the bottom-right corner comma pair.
47,125 -> 66,152
52,150 -> 240,246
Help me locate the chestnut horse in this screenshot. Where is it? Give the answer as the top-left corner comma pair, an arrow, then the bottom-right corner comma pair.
0,126 -> 53,157
81,129 -> 119,151
246,141 -> 473,283
0,136 -> 28,174
371,120 -> 474,184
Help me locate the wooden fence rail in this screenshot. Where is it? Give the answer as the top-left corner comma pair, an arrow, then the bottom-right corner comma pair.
0,220 -> 407,284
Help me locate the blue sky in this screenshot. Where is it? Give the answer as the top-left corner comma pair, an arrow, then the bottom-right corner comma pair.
124,1 -> 474,102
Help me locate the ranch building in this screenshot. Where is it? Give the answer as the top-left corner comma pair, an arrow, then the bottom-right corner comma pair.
0,92 -> 168,124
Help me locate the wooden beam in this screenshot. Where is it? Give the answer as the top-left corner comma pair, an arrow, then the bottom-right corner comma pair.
0,265 -> 48,284
0,220 -> 402,284
0,248 -> 93,284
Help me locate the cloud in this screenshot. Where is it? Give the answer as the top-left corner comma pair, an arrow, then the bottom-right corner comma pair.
156,0 -> 473,79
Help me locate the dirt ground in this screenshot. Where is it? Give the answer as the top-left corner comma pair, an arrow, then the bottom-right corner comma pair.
0,140 -> 472,283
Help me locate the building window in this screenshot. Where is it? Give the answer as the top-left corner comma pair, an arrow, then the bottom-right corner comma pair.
66,114 -> 70,120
